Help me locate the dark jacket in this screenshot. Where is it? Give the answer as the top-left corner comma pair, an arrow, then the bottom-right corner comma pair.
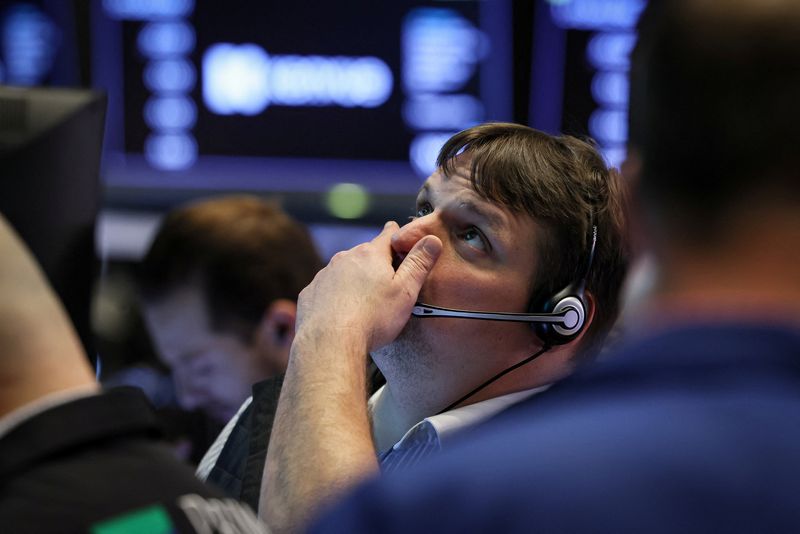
311,323 -> 800,533
207,365 -> 386,513
206,375 -> 285,512
0,387 -> 266,533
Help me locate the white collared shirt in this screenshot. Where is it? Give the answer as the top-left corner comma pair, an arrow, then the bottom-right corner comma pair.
195,395 -> 253,481
371,384 -> 549,472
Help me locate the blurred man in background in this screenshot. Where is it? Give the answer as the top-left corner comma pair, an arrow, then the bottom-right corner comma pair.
307,1 -> 800,532
137,195 -> 322,502
0,213 -> 266,533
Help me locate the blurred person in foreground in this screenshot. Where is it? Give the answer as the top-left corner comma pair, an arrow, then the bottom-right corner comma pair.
137,195 -> 322,502
307,1 -> 800,532
261,122 -> 631,532
0,213 -> 266,533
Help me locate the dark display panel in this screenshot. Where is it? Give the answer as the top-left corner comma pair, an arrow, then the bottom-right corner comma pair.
90,0 -> 510,197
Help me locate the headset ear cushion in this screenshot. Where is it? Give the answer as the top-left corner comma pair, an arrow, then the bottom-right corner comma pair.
534,283 -> 587,346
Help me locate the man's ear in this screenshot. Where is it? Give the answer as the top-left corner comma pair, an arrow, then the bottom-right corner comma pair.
254,299 -> 297,374
568,290 -> 596,349
582,290 -> 596,334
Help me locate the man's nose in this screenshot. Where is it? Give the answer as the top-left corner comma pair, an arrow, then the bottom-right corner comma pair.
176,388 -> 202,411
391,214 -> 440,258
173,375 -> 203,411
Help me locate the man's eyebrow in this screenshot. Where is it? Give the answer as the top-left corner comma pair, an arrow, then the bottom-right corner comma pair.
454,199 -> 506,233
417,183 -> 507,232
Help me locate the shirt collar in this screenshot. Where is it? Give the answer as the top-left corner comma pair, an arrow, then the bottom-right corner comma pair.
371,384 -> 550,454
423,385 -> 550,444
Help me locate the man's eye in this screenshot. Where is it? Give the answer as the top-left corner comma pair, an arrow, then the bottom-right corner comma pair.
414,202 -> 433,218
460,227 -> 488,251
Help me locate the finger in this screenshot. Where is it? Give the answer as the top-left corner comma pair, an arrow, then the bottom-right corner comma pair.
372,220 -> 399,244
328,250 -> 347,265
369,221 -> 400,254
393,235 -> 442,300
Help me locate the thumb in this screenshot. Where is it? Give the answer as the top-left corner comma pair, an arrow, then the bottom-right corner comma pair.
394,235 -> 443,299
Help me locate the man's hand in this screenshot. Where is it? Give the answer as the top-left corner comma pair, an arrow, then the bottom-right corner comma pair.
295,220 -> 442,353
261,221 -> 441,534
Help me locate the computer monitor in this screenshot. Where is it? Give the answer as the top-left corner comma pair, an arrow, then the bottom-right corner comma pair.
91,1 -> 512,223
0,85 -> 107,362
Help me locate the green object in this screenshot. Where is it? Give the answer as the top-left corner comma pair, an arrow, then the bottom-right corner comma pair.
326,182 -> 370,219
91,505 -> 174,534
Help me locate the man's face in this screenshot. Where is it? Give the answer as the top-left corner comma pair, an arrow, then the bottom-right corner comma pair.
372,157 -> 543,403
142,285 -> 262,423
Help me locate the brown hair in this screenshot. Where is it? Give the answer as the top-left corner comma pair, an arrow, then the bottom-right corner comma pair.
138,195 -> 323,341
438,123 -> 630,359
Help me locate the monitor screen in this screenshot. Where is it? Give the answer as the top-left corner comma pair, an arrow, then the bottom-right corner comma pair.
529,0 -> 646,168
0,0 -> 646,257
92,0 -> 513,214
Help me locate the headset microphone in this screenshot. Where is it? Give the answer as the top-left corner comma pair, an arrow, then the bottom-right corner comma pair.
411,302 -> 584,337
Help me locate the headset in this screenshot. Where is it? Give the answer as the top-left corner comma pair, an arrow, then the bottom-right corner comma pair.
411,225 -> 598,347
412,224 -> 598,414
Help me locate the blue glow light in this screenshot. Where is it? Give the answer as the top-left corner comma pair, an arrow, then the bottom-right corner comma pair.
561,2 -> 645,173
402,94 -> 483,130
202,44 -> 393,114
551,0 -> 645,30
601,146 -> 626,169
145,132 -> 197,170
137,21 -> 195,58
0,3 -> 59,86
269,55 -> 392,107
589,109 -> 628,145
587,32 -> 636,70
103,0 -> 194,20
402,7 -> 487,93
144,95 -> 197,130
342,57 -> 394,108
409,132 -> 454,178
591,71 -> 629,108
143,58 -> 196,92
203,43 -> 271,115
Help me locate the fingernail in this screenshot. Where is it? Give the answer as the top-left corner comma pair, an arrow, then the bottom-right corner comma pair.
423,238 -> 439,255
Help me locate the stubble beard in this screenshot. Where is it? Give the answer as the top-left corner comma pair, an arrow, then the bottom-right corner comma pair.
370,318 -> 436,389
